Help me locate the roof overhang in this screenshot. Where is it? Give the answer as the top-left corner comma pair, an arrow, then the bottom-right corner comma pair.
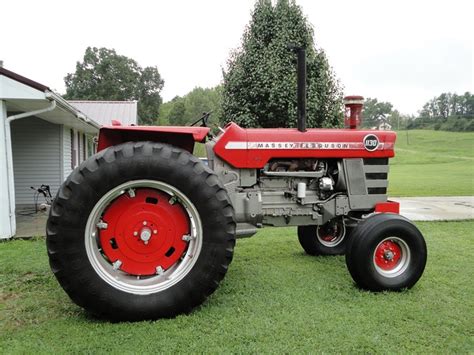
0,73 -> 100,134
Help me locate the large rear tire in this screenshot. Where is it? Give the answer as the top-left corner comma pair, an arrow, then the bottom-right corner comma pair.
345,213 -> 427,291
47,142 -> 235,321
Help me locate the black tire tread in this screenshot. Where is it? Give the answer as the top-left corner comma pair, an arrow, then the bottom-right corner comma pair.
345,213 -> 427,291
47,142 -> 235,321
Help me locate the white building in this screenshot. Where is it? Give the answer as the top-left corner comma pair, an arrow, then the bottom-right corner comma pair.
0,67 -> 102,239
378,122 -> 392,131
0,68 -> 139,239
1,67 -> 142,239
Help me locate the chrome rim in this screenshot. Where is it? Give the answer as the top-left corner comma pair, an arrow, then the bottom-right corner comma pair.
316,220 -> 346,247
85,180 -> 202,295
373,236 -> 411,278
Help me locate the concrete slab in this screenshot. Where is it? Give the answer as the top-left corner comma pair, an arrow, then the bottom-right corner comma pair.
15,211 -> 48,238
392,196 -> 474,221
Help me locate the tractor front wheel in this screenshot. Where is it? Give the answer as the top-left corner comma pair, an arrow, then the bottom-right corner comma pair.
345,213 -> 427,291
297,218 -> 350,256
47,142 -> 235,321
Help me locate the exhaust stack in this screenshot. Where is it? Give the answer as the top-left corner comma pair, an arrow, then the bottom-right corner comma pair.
288,44 -> 307,132
296,48 -> 306,132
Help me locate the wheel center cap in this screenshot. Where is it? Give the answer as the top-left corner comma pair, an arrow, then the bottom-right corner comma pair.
140,227 -> 152,243
384,250 -> 394,261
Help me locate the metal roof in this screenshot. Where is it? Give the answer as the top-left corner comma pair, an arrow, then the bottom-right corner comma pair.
68,100 -> 138,126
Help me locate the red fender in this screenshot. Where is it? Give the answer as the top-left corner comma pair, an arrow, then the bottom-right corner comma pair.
375,201 -> 400,214
97,125 -> 210,153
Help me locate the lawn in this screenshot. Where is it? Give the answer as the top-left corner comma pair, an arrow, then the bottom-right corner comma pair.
1,221 -> 473,353
389,130 -> 474,196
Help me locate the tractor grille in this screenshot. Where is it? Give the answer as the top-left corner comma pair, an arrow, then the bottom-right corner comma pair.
363,158 -> 389,195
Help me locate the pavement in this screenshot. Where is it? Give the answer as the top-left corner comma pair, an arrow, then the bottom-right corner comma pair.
393,196 -> 474,221
12,196 -> 474,238
15,210 -> 49,238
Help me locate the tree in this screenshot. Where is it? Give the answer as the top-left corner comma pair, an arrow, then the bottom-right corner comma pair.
412,92 -> 474,131
64,47 -> 164,125
362,98 -> 393,128
222,0 -> 343,128
419,92 -> 474,119
159,86 -> 223,127
436,93 -> 450,119
167,97 -> 187,126
179,87 -> 222,127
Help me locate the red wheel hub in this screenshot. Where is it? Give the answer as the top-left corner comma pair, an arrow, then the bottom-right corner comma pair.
320,233 -> 335,242
318,223 -> 339,242
99,188 -> 190,276
374,240 -> 402,270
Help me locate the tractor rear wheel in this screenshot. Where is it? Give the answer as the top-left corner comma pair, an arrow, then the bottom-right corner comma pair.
297,218 -> 350,255
47,142 -> 235,321
345,213 -> 427,291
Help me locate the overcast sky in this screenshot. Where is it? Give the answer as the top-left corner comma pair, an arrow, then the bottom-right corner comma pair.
1,0 -> 472,115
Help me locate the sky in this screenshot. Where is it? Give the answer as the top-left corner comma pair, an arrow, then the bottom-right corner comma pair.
1,0 -> 472,115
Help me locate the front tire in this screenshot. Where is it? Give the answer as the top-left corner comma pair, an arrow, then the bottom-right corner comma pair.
47,142 -> 235,321
345,213 -> 427,291
297,218 -> 350,256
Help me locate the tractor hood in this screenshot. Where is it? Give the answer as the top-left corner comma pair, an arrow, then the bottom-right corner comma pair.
213,123 -> 397,168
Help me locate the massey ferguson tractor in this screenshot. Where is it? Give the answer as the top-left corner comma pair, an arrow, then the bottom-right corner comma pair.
46,48 -> 427,321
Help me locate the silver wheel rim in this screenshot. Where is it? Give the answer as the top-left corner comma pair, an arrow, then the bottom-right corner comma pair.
373,237 -> 411,278
85,179 -> 202,295
316,220 -> 346,247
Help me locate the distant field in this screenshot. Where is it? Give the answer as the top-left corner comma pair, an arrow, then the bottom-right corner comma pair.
1,222 -> 472,352
389,130 -> 474,196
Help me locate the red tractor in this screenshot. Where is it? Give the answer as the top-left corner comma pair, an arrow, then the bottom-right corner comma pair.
46,48 -> 427,321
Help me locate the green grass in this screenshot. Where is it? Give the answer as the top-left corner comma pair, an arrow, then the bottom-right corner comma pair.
1,222 -> 473,353
193,142 -> 207,157
389,130 -> 474,196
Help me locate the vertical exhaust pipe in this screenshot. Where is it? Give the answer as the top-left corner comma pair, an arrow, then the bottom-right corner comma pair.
296,48 -> 306,132
288,44 -> 307,132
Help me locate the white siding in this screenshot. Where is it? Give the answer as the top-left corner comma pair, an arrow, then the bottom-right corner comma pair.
62,127 -> 90,180
79,131 -> 84,163
11,117 -> 61,206
0,100 -> 14,239
63,125 -> 72,178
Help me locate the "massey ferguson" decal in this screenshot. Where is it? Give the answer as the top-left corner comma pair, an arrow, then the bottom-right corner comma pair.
225,139 -> 385,150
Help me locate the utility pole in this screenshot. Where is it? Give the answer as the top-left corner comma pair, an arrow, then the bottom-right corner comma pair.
406,120 -> 409,145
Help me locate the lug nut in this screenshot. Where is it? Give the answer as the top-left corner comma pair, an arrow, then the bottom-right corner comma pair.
182,234 -> 192,241
96,221 -> 108,230
112,260 -> 122,270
